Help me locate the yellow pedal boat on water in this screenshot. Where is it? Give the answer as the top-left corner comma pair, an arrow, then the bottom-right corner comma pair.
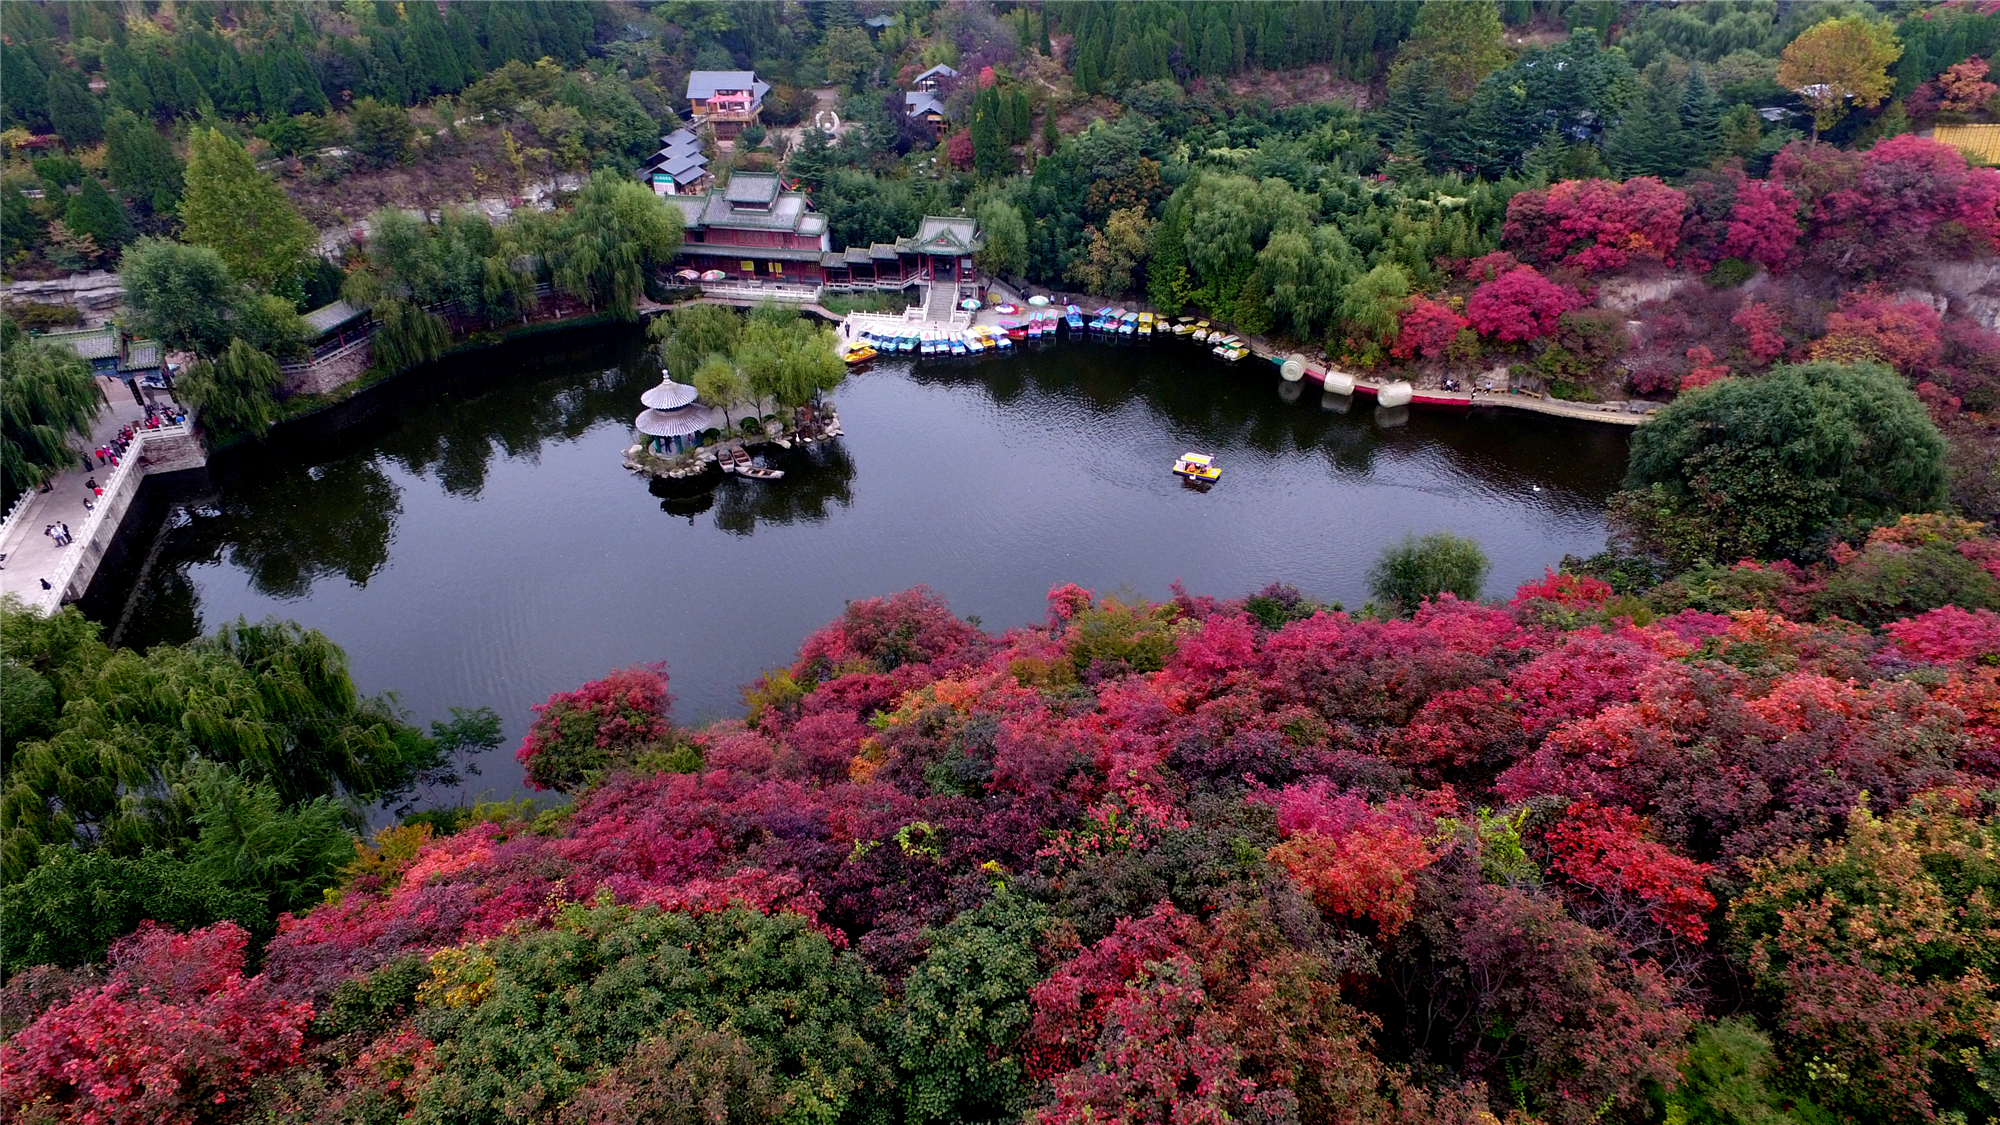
1173,452 -> 1221,483
842,344 -> 878,365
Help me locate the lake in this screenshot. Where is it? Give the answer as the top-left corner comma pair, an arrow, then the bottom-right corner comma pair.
82,323 -> 1630,805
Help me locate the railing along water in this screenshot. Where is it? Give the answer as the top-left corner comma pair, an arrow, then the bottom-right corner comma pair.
27,423 -> 188,614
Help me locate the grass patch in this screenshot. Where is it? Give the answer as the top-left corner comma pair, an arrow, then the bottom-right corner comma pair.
819,291 -> 918,316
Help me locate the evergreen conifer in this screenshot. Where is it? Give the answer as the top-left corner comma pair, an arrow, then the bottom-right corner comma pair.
65,177 -> 130,254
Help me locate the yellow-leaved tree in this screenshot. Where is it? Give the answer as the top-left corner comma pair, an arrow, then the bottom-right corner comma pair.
1778,16 -> 1903,138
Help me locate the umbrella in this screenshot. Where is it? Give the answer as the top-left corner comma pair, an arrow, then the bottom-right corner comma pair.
700,269 -> 727,281
993,303 -> 1018,314
959,298 -> 981,310
641,376 -> 700,410
676,269 -> 700,280
1027,295 -> 1050,306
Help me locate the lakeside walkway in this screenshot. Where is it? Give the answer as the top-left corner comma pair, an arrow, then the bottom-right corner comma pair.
0,377 -> 147,606
0,381 -> 204,614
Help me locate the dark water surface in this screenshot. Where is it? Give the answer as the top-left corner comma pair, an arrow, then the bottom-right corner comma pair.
84,324 -> 1629,802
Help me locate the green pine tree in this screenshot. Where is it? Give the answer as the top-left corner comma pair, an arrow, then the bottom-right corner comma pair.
105,109 -> 183,216
1074,36 -> 1100,94
46,69 -> 103,147
64,176 -> 130,254
1147,195 -> 1191,312
1606,64 -> 1690,178
971,87 -> 1008,177
1678,66 -> 1720,169
1231,269 -> 1273,336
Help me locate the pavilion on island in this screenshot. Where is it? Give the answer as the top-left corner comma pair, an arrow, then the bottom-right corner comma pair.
635,372 -> 724,454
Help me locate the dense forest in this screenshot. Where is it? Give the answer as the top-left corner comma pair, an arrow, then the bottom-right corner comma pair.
6,1 -> 2000,1122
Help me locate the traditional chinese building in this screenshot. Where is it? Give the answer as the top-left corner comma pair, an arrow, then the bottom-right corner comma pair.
665,173 -> 983,295
685,71 -> 768,138
639,128 -> 710,196
666,171 -> 830,285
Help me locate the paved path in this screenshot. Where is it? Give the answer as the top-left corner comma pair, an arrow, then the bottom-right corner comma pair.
0,378 -> 149,605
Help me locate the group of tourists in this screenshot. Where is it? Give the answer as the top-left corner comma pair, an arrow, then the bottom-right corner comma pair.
44,522 -> 73,547
89,403 -> 183,471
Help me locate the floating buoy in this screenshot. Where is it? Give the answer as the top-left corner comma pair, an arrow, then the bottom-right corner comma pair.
1377,380 -> 1414,408
1320,369 -> 1356,396
1280,354 -> 1306,382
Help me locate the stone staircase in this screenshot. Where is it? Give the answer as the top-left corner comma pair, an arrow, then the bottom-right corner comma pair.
924,282 -> 960,322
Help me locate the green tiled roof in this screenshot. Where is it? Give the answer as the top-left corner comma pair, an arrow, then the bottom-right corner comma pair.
905,215 -> 982,254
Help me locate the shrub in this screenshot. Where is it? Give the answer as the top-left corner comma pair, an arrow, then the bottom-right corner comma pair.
1504,177 -> 1690,273
1620,361 -> 1950,564
516,664 -> 672,791
1703,257 -> 1755,288
1391,295 -> 1470,361
1466,266 -> 1586,344
0,923 -> 313,1125
1367,533 -> 1490,613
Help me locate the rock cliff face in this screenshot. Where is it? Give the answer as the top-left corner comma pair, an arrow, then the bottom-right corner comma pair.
1597,276 -> 1692,313
1931,259 -> 2000,328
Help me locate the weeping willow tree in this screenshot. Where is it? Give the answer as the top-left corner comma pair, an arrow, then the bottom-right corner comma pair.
549,170 -> 684,320
1,332 -> 100,506
180,337 -> 283,441
370,298 -> 452,374
0,602 -> 496,969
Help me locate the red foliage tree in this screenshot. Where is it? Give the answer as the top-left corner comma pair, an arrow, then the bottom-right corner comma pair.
1427,875 -> 1694,1123
1390,295 -> 1470,361
1508,628 -> 1666,736
1808,288 -> 1944,376
1681,346 -> 1731,391
1885,605 -> 2000,666
793,585 -> 987,682
945,129 -> 974,171
516,664 -> 672,791
0,923 -> 313,1125
1721,178 -> 1802,272
1465,266 -> 1586,343
1937,55 -> 1998,113
1544,800 -> 1718,942
1027,903 -> 1397,1124
1504,177 -> 1690,273
1731,301 -> 1787,365
1261,783 -> 1440,935
1511,568 -> 1614,610
1779,135 -> 2000,275
1462,250 -> 1520,283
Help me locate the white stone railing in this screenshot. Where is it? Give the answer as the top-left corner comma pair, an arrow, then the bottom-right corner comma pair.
27,423 -> 187,614
0,487 -> 37,556
700,280 -> 824,303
